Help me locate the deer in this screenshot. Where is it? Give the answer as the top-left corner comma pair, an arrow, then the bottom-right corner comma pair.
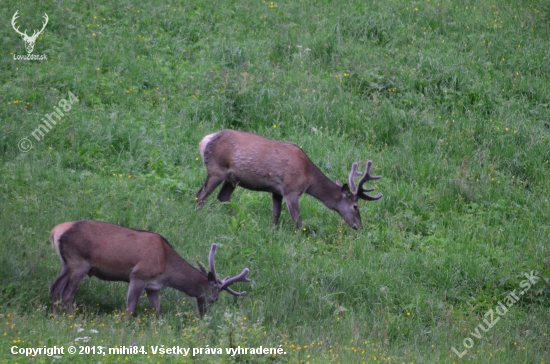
196,130 -> 383,230
49,220 -> 250,316
11,11 -> 49,54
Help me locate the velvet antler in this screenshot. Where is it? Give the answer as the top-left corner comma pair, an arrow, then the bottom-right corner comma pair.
208,243 -> 250,296
349,161 -> 383,200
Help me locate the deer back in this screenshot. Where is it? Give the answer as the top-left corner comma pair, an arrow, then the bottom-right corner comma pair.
201,129 -> 317,193
52,220 -> 171,282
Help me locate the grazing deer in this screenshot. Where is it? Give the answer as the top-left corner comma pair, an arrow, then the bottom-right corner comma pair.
196,130 -> 383,230
50,220 -> 250,316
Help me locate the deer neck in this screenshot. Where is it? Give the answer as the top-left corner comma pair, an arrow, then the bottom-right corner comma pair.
305,168 -> 343,210
164,248 -> 209,298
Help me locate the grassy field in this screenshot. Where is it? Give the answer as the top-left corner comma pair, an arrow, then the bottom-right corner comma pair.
1,0 -> 549,362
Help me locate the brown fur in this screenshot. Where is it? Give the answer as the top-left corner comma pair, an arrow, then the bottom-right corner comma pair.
196,130 -> 383,229
49,220 -> 246,316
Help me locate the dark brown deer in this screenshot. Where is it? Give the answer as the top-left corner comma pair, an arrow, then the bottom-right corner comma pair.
196,130 -> 382,230
50,220 -> 250,316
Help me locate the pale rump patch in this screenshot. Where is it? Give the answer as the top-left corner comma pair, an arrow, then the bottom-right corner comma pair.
50,221 -> 76,261
199,133 -> 218,162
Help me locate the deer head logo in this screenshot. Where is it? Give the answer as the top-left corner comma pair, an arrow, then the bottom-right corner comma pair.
11,11 -> 48,54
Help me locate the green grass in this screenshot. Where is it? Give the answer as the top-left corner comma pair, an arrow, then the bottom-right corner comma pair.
1,0 -> 549,362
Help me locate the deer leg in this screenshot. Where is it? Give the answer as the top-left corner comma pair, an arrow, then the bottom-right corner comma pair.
272,193 -> 283,225
217,180 -> 236,202
126,279 -> 147,316
50,265 -> 70,314
284,194 -> 303,230
145,289 -> 161,315
61,266 -> 89,314
196,173 -> 225,207
196,295 -> 208,317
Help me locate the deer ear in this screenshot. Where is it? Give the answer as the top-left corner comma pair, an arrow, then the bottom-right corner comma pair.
207,272 -> 216,282
341,183 -> 351,194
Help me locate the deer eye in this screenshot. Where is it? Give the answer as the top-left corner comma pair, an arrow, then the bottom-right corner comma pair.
353,204 -> 359,211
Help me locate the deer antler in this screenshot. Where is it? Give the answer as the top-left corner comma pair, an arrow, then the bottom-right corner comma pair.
347,162 -> 363,193
11,12 -> 48,41
31,13 -> 49,41
208,243 -> 250,296
350,161 -> 383,200
11,11 -> 26,37
219,268 -> 250,296
208,243 -> 218,280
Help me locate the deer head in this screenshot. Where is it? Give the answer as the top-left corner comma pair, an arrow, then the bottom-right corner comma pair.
335,161 -> 383,229
197,243 -> 250,314
11,11 -> 48,54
